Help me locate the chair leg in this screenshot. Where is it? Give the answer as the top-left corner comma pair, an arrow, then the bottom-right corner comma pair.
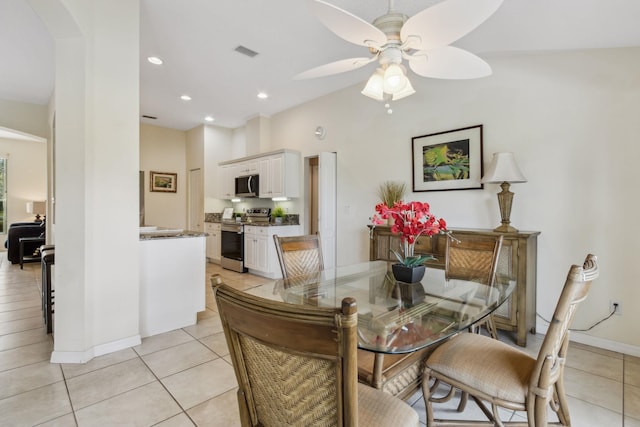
422,369 -> 436,426
486,315 -> 499,340
553,378 -> 571,426
457,391 -> 469,411
491,402 -> 505,427
533,394 -> 549,427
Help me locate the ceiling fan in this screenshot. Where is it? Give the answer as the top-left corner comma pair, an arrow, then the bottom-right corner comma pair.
295,0 -> 503,104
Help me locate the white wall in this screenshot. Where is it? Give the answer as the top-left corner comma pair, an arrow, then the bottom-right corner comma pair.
202,124 -> 233,213
140,123 -> 187,229
32,0 -> 141,363
0,99 -> 48,139
269,48 -> 640,352
0,138 -> 47,247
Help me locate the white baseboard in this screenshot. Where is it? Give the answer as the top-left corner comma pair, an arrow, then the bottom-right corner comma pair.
536,323 -> 640,357
50,335 -> 141,364
569,332 -> 640,358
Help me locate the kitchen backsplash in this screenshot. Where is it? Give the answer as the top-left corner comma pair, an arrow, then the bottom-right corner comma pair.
205,212 -> 222,222
205,212 -> 300,225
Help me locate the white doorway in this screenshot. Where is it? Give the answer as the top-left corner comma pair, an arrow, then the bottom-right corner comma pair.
305,152 -> 337,269
188,168 -> 203,231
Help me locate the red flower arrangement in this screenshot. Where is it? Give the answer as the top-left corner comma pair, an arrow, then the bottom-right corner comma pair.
371,201 -> 448,266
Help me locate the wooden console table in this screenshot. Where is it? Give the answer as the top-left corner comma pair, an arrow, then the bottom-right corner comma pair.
368,225 -> 540,346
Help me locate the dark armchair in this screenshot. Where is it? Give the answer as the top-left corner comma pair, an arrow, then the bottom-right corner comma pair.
4,221 -> 45,263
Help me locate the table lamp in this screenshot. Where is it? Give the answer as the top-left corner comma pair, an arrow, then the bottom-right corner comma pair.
26,201 -> 46,222
481,153 -> 527,233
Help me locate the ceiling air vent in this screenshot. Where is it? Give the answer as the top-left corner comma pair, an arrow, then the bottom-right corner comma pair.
142,115 -> 157,120
234,45 -> 259,58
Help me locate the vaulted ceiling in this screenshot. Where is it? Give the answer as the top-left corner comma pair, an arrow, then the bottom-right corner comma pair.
3,0 -> 640,131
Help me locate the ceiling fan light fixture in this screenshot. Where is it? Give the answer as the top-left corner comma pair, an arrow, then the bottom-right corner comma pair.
300,0 -> 503,106
383,63 -> 408,94
391,78 -> 415,101
361,68 -> 385,100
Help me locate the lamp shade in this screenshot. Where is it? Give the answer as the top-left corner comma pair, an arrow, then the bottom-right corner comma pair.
481,152 -> 527,184
26,201 -> 46,215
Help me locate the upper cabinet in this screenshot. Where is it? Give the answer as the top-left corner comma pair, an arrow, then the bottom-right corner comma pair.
259,152 -> 299,198
236,160 -> 258,176
218,149 -> 300,200
218,163 -> 238,199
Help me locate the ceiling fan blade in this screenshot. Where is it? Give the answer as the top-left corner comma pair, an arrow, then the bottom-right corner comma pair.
408,46 -> 492,79
309,0 -> 387,48
294,57 -> 376,80
401,0 -> 503,50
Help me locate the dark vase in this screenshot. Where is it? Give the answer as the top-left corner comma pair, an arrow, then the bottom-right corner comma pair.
391,264 -> 426,283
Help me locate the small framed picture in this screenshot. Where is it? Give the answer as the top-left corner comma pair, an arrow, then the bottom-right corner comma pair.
150,171 -> 177,193
411,125 -> 484,192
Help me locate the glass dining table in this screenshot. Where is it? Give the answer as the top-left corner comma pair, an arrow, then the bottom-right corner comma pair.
245,260 -> 515,355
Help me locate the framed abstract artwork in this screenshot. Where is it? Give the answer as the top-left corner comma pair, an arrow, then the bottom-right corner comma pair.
412,125 -> 484,192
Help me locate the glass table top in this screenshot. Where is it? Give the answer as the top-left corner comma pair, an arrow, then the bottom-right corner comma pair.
246,261 -> 515,354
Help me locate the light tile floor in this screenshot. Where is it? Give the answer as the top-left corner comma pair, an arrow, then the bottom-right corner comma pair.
1,257 -> 639,426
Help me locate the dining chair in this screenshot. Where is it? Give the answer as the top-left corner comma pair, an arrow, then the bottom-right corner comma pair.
273,233 -> 324,279
213,283 -> 419,427
273,233 -> 432,400
445,233 -> 504,339
422,254 -> 599,426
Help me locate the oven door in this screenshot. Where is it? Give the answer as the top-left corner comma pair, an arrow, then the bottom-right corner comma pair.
221,224 -> 247,273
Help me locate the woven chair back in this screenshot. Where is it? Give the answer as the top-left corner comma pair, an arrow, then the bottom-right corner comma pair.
445,234 -> 503,285
214,284 -> 358,426
530,254 -> 599,395
274,233 -> 324,279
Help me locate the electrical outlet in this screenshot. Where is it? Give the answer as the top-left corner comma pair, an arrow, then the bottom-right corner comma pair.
610,300 -> 622,315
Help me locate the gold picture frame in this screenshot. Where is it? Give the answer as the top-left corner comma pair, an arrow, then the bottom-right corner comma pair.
150,171 -> 177,193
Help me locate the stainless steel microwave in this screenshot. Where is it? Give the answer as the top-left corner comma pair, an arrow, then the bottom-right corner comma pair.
235,174 -> 259,198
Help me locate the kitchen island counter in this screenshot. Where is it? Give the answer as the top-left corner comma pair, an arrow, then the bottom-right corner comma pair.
139,231 -> 205,337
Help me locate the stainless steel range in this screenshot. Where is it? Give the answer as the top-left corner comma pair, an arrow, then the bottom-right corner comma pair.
220,208 -> 271,273
245,207 -> 271,225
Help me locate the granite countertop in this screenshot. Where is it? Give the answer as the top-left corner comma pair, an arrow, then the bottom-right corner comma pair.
204,212 -> 300,226
139,227 -> 206,240
204,219 -> 299,227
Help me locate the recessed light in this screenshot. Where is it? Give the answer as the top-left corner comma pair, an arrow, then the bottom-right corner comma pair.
180,95 -> 192,101
257,92 -> 268,99
147,56 -> 163,65
204,116 -> 214,122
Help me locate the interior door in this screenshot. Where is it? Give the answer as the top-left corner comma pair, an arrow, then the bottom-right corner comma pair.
318,152 -> 337,269
188,168 -> 202,231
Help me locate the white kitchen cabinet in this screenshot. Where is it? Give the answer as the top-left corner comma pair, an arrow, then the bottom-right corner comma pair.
219,149 -> 300,200
244,224 -> 302,278
219,164 -> 238,199
236,160 -> 258,176
244,226 -> 268,272
205,222 -> 221,263
259,152 -> 299,198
